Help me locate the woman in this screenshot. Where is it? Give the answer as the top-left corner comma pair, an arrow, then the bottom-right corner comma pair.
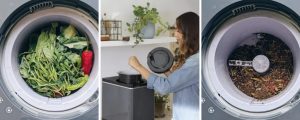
129,12 -> 199,120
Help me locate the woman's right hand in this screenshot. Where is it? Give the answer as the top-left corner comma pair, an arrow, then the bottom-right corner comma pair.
128,56 -> 151,80
129,56 -> 142,70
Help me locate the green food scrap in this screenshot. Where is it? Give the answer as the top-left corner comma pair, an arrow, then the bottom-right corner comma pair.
63,25 -> 77,39
19,23 -> 91,98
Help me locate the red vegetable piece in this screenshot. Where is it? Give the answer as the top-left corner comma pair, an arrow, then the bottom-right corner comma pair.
82,50 -> 93,75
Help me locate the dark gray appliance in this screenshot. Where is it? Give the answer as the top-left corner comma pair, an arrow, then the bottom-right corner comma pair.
102,76 -> 154,120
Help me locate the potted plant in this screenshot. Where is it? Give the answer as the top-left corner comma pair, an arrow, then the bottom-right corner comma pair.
126,2 -> 168,45
155,92 -> 170,118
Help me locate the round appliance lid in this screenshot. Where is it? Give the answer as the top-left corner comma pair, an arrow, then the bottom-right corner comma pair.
118,71 -> 142,84
147,47 -> 174,73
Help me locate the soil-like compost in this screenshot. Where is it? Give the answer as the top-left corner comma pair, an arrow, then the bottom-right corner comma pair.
228,33 -> 293,100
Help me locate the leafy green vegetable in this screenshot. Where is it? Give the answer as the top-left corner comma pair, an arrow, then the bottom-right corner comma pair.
64,41 -> 88,50
57,36 -> 88,49
66,52 -> 82,67
63,25 -> 77,39
67,75 -> 88,91
19,23 -> 91,98
57,36 -> 87,44
57,28 -> 88,50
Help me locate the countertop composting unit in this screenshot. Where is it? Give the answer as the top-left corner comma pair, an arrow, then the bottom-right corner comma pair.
102,76 -> 154,120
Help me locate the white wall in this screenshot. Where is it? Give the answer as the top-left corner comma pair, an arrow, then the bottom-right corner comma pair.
101,0 -> 199,78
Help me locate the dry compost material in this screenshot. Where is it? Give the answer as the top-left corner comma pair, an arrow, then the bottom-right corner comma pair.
228,33 -> 293,99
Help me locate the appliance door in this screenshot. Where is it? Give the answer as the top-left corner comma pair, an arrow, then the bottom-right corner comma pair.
202,0 -> 300,119
0,0 -> 99,119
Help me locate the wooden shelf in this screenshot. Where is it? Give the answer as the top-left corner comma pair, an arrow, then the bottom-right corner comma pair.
101,37 -> 176,47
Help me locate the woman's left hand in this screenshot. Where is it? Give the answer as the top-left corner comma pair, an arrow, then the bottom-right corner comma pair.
164,70 -> 172,77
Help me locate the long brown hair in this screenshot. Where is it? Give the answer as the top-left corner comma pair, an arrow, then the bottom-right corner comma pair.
172,12 -> 199,71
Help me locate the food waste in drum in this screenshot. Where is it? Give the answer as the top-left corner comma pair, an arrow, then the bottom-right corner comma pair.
19,22 -> 94,98
228,33 -> 293,100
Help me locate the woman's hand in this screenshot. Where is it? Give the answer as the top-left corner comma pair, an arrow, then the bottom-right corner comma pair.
164,63 -> 178,77
129,56 -> 142,70
128,56 -> 151,80
164,70 -> 172,77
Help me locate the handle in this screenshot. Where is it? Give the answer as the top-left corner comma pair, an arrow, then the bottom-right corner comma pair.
229,55 -> 270,73
228,60 -> 253,67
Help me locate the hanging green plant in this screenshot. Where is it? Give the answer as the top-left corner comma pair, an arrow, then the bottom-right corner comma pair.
126,2 -> 169,46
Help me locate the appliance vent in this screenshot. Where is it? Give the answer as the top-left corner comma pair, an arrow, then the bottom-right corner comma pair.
29,1 -> 54,13
232,4 -> 256,16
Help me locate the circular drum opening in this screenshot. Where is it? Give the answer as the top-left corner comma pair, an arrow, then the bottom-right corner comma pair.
203,10 -> 300,118
0,6 -> 99,119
